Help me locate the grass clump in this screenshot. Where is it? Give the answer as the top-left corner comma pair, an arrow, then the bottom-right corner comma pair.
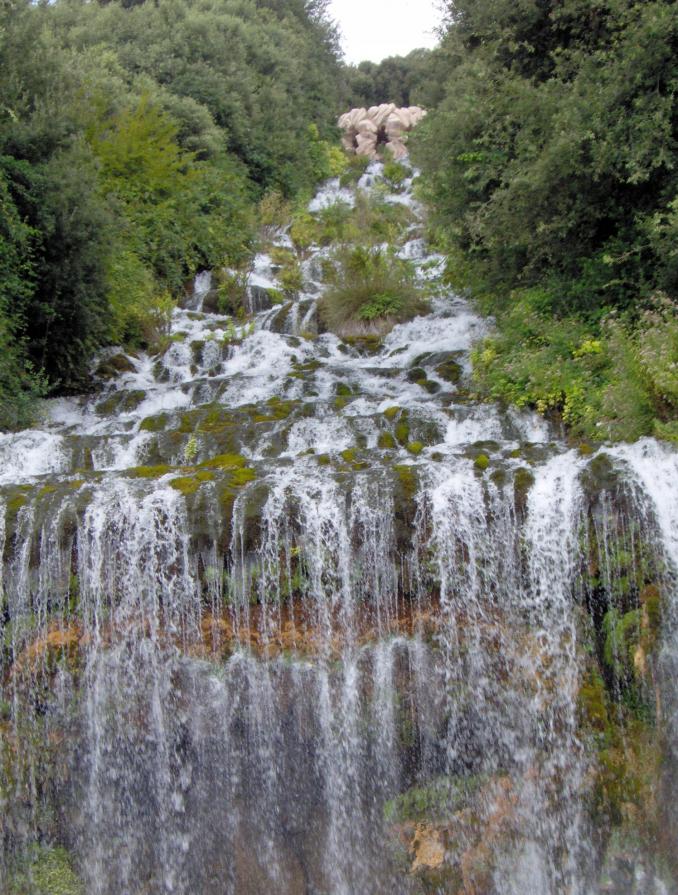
318,245 -> 428,338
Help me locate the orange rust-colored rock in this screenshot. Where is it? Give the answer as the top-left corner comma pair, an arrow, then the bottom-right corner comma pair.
13,623 -> 85,675
411,824 -> 445,871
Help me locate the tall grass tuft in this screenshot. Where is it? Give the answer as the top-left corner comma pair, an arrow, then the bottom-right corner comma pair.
318,245 -> 428,337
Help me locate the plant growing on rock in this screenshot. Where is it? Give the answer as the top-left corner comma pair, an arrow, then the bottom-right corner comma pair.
318,245 -> 428,337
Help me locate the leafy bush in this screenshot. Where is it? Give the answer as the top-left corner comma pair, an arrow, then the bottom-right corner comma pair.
290,193 -> 416,252
471,289 -> 678,442
413,0 -> 678,442
0,0 -> 342,427
319,245 -> 428,336
382,158 -> 408,190
339,154 -> 370,189
214,269 -> 248,316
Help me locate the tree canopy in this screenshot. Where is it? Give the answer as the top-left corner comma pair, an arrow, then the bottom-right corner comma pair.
412,0 -> 678,440
0,0 -> 343,423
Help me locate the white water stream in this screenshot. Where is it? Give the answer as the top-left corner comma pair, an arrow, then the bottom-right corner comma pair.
0,163 -> 676,895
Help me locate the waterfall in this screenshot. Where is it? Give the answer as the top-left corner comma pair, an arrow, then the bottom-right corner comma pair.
0,163 -> 676,895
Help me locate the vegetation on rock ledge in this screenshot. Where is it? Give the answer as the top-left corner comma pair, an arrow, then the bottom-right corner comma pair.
412,0 -> 678,442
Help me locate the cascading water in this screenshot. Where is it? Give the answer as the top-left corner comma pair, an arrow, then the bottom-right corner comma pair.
0,163 -> 676,894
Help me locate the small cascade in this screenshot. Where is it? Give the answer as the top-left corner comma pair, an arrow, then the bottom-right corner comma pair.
0,162 -> 676,894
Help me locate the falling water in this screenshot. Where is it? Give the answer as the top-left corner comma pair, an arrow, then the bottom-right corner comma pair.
0,163 -> 676,894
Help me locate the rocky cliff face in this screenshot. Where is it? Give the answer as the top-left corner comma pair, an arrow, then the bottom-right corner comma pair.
0,162 -> 676,895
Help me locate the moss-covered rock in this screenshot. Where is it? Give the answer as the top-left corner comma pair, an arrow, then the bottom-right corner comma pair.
198,453 -> 247,471
170,471 -> 215,495
139,413 -> 168,433
126,464 -> 172,479
8,845 -> 84,895
95,353 -> 136,379
473,453 -> 490,471
395,419 -> 410,446
513,466 -> 535,514
378,432 -> 396,450
435,358 -> 463,384
95,389 -> 146,417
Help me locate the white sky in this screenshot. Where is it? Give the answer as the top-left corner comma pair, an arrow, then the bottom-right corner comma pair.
329,0 -> 442,65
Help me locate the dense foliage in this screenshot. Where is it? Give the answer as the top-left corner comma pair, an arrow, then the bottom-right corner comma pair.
343,49 -> 445,110
0,0 -> 342,426
413,0 -> 678,441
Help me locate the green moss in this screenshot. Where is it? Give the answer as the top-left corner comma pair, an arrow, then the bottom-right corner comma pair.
603,607 -> 642,678
513,466 -> 535,513
127,464 -> 172,478
170,470 -> 215,495
394,464 -> 417,500
406,367 -> 427,383
578,669 -> 611,735
490,468 -> 507,487
378,432 -> 396,449
383,405 -> 400,421
8,845 -> 84,895
421,379 -> 441,394
7,493 -> 28,514
198,453 -> 247,471
95,389 -> 146,416
395,421 -> 410,446
340,448 -> 356,463
37,484 -> 57,497
435,358 -> 463,383
406,441 -> 424,455
335,382 -> 352,397
640,584 -> 661,632
342,334 -> 383,354
474,453 -> 490,471
190,340 -> 205,364
229,467 -> 257,486
334,396 -> 348,410
197,407 -> 235,433
384,775 -> 485,825
251,397 -> 299,422
139,413 -> 168,432
317,453 -> 331,466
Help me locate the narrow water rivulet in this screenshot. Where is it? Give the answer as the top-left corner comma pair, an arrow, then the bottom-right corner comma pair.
1,163 -> 676,894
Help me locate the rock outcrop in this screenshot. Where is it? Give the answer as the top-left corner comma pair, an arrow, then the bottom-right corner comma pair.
338,103 -> 427,160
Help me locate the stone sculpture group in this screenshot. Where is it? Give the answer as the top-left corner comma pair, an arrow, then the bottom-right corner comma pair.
337,103 -> 427,160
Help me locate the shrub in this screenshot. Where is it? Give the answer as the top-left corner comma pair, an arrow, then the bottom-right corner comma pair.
215,269 -> 248,315
318,245 -> 428,336
470,289 -> 678,442
339,154 -> 370,188
382,158 -> 408,190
